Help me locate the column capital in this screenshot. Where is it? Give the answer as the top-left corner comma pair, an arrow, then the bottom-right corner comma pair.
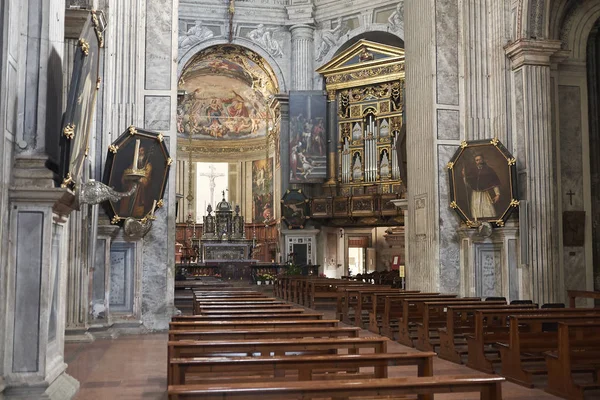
289,24 -> 315,40
504,39 -> 563,69
327,89 -> 337,101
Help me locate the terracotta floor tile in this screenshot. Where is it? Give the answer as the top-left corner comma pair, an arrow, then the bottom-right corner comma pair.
65,302 -> 562,399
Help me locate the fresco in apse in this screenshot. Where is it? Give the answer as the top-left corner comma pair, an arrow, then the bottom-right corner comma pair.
177,45 -> 279,140
252,158 -> 273,223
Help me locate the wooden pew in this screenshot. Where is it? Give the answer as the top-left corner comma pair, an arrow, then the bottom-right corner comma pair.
196,309 -> 306,316
368,292 -> 441,334
413,300 -> 506,351
169,320 -> 340,331
379,294 -> 456,341
496,313 -> 600,387
545,321 -> 600,400
396,297 -> 482,347
306,280 -> 370,309
168,336 -> 389,359
168,326 -> 362,341
438,304 -> 537,363
568,289 -> 600,307
195,304 -> 293,310
337,286 -> 393,323
168,374 -> 505,400
173,313 -> 324,322
170,352 -> 435,385
466,308 -> 600,373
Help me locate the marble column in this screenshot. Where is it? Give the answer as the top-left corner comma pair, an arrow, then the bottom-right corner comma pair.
324,90 -> 338,186
290,24 -> 315,91
0,0 -> 79,397
587,27 -> 600,294
505,39 -> 562,304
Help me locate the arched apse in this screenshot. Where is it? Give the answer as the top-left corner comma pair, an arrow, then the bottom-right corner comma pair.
177,44 -> 279,142
178,37 -> 288,93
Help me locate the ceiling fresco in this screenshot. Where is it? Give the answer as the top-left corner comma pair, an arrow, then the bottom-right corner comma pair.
178,45 -> 279,140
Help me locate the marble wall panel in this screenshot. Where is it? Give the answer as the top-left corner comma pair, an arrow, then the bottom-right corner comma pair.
13,212 -> 43,373
48,224 -> 62,343
558,85 -> 587,297
508,238 -> 519,300
142,207 -> 171,329
438,145 -> 461,293
559,86 -> 584,210
435,0 -> 459,106
437,109 -> 460,140
144,96 -> 171,131
145,0 -> 172,90
475,243 -> 502,297
92,239 -> 106,319
110,242 -> 135,313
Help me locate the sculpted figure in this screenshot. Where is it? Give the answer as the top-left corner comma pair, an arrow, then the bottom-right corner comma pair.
247,24 -> 283,57
179,21 -> 214,50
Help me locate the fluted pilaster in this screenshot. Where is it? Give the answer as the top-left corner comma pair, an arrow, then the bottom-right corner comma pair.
405,0 -> 438,292
462,0 -> 509,142
325,90 -> 337,186
275,95 -> 290,193
290,24 -> 314,91
506,39 -> 562,304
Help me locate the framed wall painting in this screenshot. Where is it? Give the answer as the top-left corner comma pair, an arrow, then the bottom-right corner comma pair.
252,158 -> 273,223
447,138 -> 518,228
289,91 -> 327,183
58,11 -> 104,189
281,189 -> 309,229
102,127 -> 171,224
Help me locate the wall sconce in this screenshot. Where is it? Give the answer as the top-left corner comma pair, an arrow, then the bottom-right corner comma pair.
339,228 -> 344,238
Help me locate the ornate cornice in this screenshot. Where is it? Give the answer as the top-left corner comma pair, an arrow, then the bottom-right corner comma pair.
504,39 -> 562,69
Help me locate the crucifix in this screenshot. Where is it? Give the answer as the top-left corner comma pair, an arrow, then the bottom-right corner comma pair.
227,0 -> 235,43
567,190 -> 575,206
198,165 -> 226,208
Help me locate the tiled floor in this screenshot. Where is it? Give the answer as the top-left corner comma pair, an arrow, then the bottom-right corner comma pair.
65,300 -> 561,400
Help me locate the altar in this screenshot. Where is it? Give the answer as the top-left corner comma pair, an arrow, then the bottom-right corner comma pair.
190,194 -> 257,282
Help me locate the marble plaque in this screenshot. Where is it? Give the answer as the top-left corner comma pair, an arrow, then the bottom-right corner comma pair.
144,96 -> 171,131
145,0 -> 172,90
414,195 -> 427,237
475,243 -> 502,298
110,242 -> 135,313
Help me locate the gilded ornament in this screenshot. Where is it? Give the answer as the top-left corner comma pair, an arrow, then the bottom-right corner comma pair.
63,123 -> 75,140
157,133 -> 164,143
61,173 -> 73,189
490,137 -> 499,146
96,77 -> 101,90
78,38 -> 90,56
460,141 -> 468,149
128,126 -> 137,135
108,144 -> 119,153
507,157 -> 516,166
157,199 -> 164,208
447,162 -> 454,170
510,199 -> 520,207
450,201 -> 458,209
166,157 -> 173,166
496,219 -> 505,227
111,215 -> 121,225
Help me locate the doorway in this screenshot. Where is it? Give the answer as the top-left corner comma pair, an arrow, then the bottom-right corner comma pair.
348,247 -> 365,276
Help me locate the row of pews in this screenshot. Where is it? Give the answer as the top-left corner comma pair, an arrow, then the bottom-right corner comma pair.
319,279 -> 600,400
167,282 -> 505,399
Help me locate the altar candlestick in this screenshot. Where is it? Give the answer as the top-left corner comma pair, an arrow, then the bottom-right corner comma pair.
132,139 -> 140,169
